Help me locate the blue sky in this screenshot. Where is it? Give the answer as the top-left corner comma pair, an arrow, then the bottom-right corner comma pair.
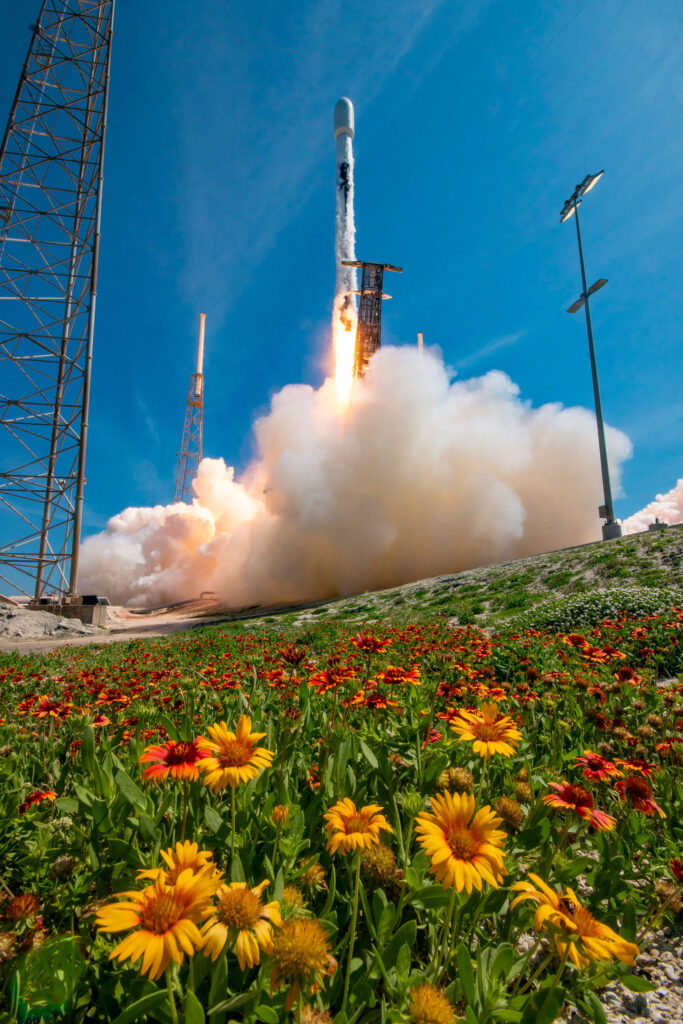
1,0 -> 681,535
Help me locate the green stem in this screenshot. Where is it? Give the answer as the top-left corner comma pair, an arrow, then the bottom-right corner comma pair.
165,965 -> 179,1024
476,758 -> 489,802
511,933 -> 544,996
517,950 -> 554,995
341,850 -> 362,1016
538,945 -> 569,1016
180,779 -> 188,842
432,885 -> 457,979
231,785 -> 236,866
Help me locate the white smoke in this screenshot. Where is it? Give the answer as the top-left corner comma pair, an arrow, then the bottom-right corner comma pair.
80,345 -> 634,608
622,478 -> 683,534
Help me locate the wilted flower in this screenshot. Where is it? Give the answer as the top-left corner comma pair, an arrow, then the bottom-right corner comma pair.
269,918 -> 337,1011
511,873 -> 638,969
407,982 -> 455,1023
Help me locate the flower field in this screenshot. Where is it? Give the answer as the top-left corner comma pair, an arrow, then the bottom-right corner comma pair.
0,602 -> 682,1023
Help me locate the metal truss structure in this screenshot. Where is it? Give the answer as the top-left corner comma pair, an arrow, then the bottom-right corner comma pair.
0,0 -> 114,599
174,315 -> 205,503
342,259 -> 402,378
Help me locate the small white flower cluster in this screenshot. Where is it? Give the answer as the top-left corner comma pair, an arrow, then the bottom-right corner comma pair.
506,585 -> 683,633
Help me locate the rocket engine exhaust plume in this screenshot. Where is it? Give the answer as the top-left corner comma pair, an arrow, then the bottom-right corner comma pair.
80,345 -> 633,608
333,97 -> 357,405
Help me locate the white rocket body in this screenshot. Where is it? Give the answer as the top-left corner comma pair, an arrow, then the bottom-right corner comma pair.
333,98 -> 357,329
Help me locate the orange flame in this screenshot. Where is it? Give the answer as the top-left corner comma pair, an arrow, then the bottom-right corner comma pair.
334,314 -> 356,407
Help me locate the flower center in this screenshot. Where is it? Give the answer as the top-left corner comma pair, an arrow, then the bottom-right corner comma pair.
217,738 -> 252,768
472,723 -> 498,741
218,888 -> 261,930
345,814 -> 370,834
166,741 -> 197,765
139,892 -> 181,934
444,825 -> 478,859
624,777 -> 651,800
563,785 -> 594,808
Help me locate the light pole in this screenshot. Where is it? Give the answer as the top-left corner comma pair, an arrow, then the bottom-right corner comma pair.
560,171 -> 622,541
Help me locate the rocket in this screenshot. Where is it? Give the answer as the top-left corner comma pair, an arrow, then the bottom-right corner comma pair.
333,97 -> 357,331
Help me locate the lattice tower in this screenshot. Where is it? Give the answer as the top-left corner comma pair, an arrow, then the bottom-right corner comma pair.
0,0 -> 115,598
174,314 -> 205,503
342,260 -> 402,378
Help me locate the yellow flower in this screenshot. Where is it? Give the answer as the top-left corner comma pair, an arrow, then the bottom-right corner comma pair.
450,702 -> 521,758
96,869 -> 215,980
198,715 -> 274,791
415,791 -> 506,893
323,798 -> 393,856
201,880 -> 281,969
408,982 -> 455,1023
137,841 -> 221,886
270,917 -> 337,1011
511,873 -> 639,969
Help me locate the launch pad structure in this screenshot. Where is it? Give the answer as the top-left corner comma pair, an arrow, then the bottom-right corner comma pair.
0,0 -> 115,600
342,260 -> 402,378
174,314 -> 205,503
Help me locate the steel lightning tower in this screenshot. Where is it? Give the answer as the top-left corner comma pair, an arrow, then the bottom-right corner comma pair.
174,314 -> 205,503
0,0 -> 115,599
341,260 -> 402,377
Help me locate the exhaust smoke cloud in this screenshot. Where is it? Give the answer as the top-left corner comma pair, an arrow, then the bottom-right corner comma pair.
80,345 -> 633,608
622,478 -> 683,534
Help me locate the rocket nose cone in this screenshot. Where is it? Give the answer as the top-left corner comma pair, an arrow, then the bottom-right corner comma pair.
334,97 -> 354,139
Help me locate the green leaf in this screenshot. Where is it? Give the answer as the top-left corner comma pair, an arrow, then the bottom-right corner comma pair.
580,990 -> 607,1024
207,950 -> 228,1022
254,1008 -> 279,1024
230,854 -> 245,883
396,943 -> 411,979
208,991 -> 253,1015
111,992 -> 167,1024
54,797 -> 78,814
520,981 -> 566,1024
457,942 -> 476,1006
204,805 -> 223,834
184,990 -> 205,1024
621,974 -> 656,993
108,839 -> 144,868
114,769 -> 147,811
465,1008 -> 479,1024
158,714 -> 180,741
381,920 -> 417,970
138,813 -> 156,844
359,738 -> 378,769
621,900 -> 637,943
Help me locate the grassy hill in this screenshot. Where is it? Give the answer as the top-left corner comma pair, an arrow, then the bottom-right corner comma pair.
247,523 -> 683,632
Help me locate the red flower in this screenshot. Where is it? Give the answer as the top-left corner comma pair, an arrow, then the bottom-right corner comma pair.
615,757 -> 655,777
375,665 -> 421,687
349,633 -> 393,654
19,790 -> 57,815
614,776 -> 665,818
308,666 -> 355,694
670,858 -> 683,883
543,782 -> 616,831
138,738 -> 207,782
575,750 -> 622,782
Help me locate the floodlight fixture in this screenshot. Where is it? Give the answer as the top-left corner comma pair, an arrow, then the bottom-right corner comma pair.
587,277 -> 608,296
579,170 -> 604,196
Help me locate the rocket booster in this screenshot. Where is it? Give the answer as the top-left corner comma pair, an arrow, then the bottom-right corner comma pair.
334,97 -> 357,331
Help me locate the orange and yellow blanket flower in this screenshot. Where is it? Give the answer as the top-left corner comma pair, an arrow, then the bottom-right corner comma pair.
415,791 -> 507,893
96,868 -> 216,980
137,841 -> 221,886
511,873 -> 638,969
450,702 -> 521,758
324,798 -> 393,855
201,879 -> 281,969
197,715 -> 274,791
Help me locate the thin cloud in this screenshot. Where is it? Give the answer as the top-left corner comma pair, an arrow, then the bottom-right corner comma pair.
455,329 -> 527,370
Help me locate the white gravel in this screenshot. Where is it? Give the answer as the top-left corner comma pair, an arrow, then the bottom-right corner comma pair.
0,607 -> 99,638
